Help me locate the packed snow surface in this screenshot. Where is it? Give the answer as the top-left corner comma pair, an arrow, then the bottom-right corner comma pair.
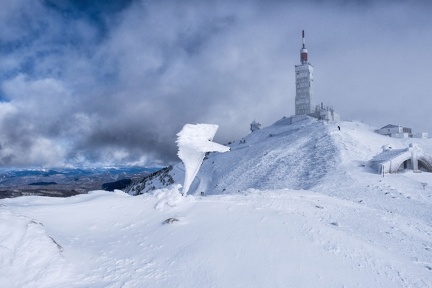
1,118 -> 432,287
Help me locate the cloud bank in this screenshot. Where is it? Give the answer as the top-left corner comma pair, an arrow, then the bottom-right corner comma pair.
0,0 -> 431,167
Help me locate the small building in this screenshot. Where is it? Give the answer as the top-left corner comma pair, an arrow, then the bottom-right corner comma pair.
375,124 -> 412,138
250,120 -> 261,132
370,143 -> 432,174
309,103 -> 340,122
414,132 -> 429,139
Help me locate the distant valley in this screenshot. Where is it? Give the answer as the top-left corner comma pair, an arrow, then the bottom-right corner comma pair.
0,167 -> 160,198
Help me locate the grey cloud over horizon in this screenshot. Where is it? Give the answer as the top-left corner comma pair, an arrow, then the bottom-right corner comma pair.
0,0 -> 431,167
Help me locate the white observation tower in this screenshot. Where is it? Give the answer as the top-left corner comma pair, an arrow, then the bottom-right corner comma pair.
295,30 -> 314,115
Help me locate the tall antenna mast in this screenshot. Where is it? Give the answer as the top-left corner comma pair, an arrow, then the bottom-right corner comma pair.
300,30 -> 308,64
302,30 -> 305,48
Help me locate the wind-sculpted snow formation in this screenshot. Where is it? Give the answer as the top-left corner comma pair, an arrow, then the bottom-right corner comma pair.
176,124 -> 229,195
0,208 -> 72,287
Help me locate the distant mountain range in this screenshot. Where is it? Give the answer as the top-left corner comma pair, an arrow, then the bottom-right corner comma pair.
0,167 -> 160,198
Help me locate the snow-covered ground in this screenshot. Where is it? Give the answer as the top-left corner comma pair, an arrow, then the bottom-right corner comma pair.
1,118 -> 431,287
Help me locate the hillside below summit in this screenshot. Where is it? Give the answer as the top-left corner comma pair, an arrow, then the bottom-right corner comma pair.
127,116 -> 432,197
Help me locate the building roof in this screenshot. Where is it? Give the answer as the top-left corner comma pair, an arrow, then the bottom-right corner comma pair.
370,148 -> 408,163
380,124 -> 400,129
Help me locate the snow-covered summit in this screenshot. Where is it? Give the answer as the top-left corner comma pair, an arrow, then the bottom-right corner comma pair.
128,116 -> 432,196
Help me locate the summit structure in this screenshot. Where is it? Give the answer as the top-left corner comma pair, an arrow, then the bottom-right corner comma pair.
295,30 -> 314,115
293,30 -> 340,122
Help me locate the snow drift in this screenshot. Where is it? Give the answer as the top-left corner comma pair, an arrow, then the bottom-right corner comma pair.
0,207 -> 72,288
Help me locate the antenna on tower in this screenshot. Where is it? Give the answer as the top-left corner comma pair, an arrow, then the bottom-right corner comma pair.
302,30 -> 305,48
300,30 -> 308,64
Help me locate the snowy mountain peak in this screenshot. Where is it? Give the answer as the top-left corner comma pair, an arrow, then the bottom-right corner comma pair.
128,116 -> 432,197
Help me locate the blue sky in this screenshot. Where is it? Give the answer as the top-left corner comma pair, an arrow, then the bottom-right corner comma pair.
0,0 -> 431,167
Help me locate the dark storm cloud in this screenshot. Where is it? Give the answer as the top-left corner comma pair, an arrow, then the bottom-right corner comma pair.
0,0 -> 431,167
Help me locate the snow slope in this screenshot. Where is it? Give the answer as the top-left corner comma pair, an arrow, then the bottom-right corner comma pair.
197,116 -> 339,193
1,117 -> 432,287
136,116 -> 432,197
1,187 -> 431,287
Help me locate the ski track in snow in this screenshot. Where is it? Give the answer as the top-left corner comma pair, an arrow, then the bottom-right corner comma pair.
1,118 -> 432,287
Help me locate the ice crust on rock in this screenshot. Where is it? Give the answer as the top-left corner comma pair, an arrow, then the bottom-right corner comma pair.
176,124 -> 229,195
